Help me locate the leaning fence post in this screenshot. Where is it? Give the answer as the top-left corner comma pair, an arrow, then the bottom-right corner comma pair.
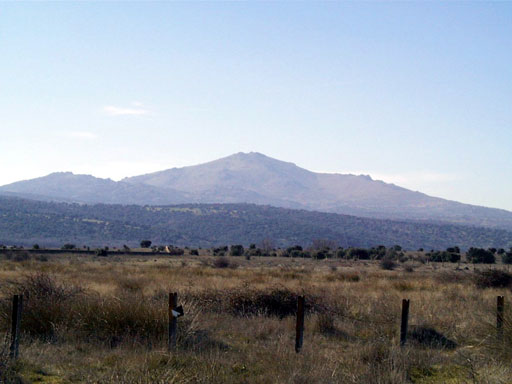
295,295 -> 305,353
497,296 -> 504,339
400,299 -> 410,347
9,294 -> 23,359
168,292 -> 178,351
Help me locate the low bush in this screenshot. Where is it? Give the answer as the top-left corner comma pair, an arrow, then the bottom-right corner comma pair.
283,245 -> 303,257
312,248 -> 330,260
192,287 -> 327,318
13,252 -> 30,262
467,248 -> 495,264
229,245 -> 244,256
380,258 -> 396,270
212,246 -> 228,256
0,274 -> 198,347
502,252 -> 512,264
212,257 -> 230,269
335,248 -> 345,258
35,254 -> 48,262
474,269 -> 512,289
346,248 -> 370,260
427,251 -> 460,263
0,273 -> 83,339
167,247 -> 184,256
95,248 -> 108,257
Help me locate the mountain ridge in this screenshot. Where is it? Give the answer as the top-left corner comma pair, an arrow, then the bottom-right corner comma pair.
2,152 -> 511,230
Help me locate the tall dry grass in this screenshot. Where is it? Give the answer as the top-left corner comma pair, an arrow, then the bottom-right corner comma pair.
0,254 -> 511,383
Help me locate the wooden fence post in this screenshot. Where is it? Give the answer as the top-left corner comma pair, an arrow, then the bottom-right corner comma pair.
9,295 -> 23,359
400,299 -> 410,347
168,292 -> 178,351
497,296 -> 504,339
295,295 -> 305,353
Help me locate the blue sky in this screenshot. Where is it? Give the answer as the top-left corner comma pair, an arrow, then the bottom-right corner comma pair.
1,2 -> 511,210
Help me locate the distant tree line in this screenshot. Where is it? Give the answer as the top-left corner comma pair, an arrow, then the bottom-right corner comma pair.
4,238 -> 512,265
2,196 -> 512,250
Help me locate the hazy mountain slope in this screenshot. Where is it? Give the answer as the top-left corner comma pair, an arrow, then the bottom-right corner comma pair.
0,172 -> 189,205
2,152 -> 512,230
1,195 -> 511,250
124,152 -> 320,207
124,152 -> 512,230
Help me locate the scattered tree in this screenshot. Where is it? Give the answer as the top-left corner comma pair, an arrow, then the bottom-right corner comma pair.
230,245 -> 245,256
140,240 -> 152,248
467,247 -> 495,264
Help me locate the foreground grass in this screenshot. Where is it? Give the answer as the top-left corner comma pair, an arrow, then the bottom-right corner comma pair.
1,254 -> 511,383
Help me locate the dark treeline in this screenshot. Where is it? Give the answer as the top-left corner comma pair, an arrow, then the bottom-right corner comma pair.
2,242 -> 512,265
1,195 -> 512,250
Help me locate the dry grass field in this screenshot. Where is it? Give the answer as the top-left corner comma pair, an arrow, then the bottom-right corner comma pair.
1,252 -> 512,383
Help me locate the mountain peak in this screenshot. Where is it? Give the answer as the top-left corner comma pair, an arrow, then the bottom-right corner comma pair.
223,151 -> 290,163
2,152 -> 512,230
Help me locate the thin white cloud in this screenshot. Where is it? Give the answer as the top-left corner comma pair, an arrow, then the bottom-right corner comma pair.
66,131 -> 97,140
103,104 -> 149,116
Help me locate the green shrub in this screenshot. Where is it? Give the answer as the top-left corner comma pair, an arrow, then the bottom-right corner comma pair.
502,252 -> 512,264
95,248 -> 108,257
346,248 -> 370,260
230,245 -> 244,256
312,248 -> 330,260
284,245 -> 302,257
427,251 -> 460,263
467,247 -> 495,264
245,247 -> 263,257
335,248 -> 345,258
369,246 -> 387,260
140,240 -> 152,248
167,247 -> 184,256
213,246 -> 228,256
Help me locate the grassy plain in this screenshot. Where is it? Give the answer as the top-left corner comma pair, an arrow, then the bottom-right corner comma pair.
1,252 -> 511,383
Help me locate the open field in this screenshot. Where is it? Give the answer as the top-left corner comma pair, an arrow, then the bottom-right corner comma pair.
1,252 -> 512,383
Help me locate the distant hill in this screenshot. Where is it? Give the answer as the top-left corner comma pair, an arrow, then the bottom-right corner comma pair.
0,172 -> 189,205
1,195 -> 511,250
2,152 -> 512,230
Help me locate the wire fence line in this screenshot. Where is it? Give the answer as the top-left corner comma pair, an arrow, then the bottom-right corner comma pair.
3,291 -> 506,360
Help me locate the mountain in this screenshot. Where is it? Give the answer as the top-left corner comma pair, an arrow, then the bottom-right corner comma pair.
0,172 -> 189,205
124,152 -> 512,230
2,152 -> 512,230
1,195 -> 511,250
